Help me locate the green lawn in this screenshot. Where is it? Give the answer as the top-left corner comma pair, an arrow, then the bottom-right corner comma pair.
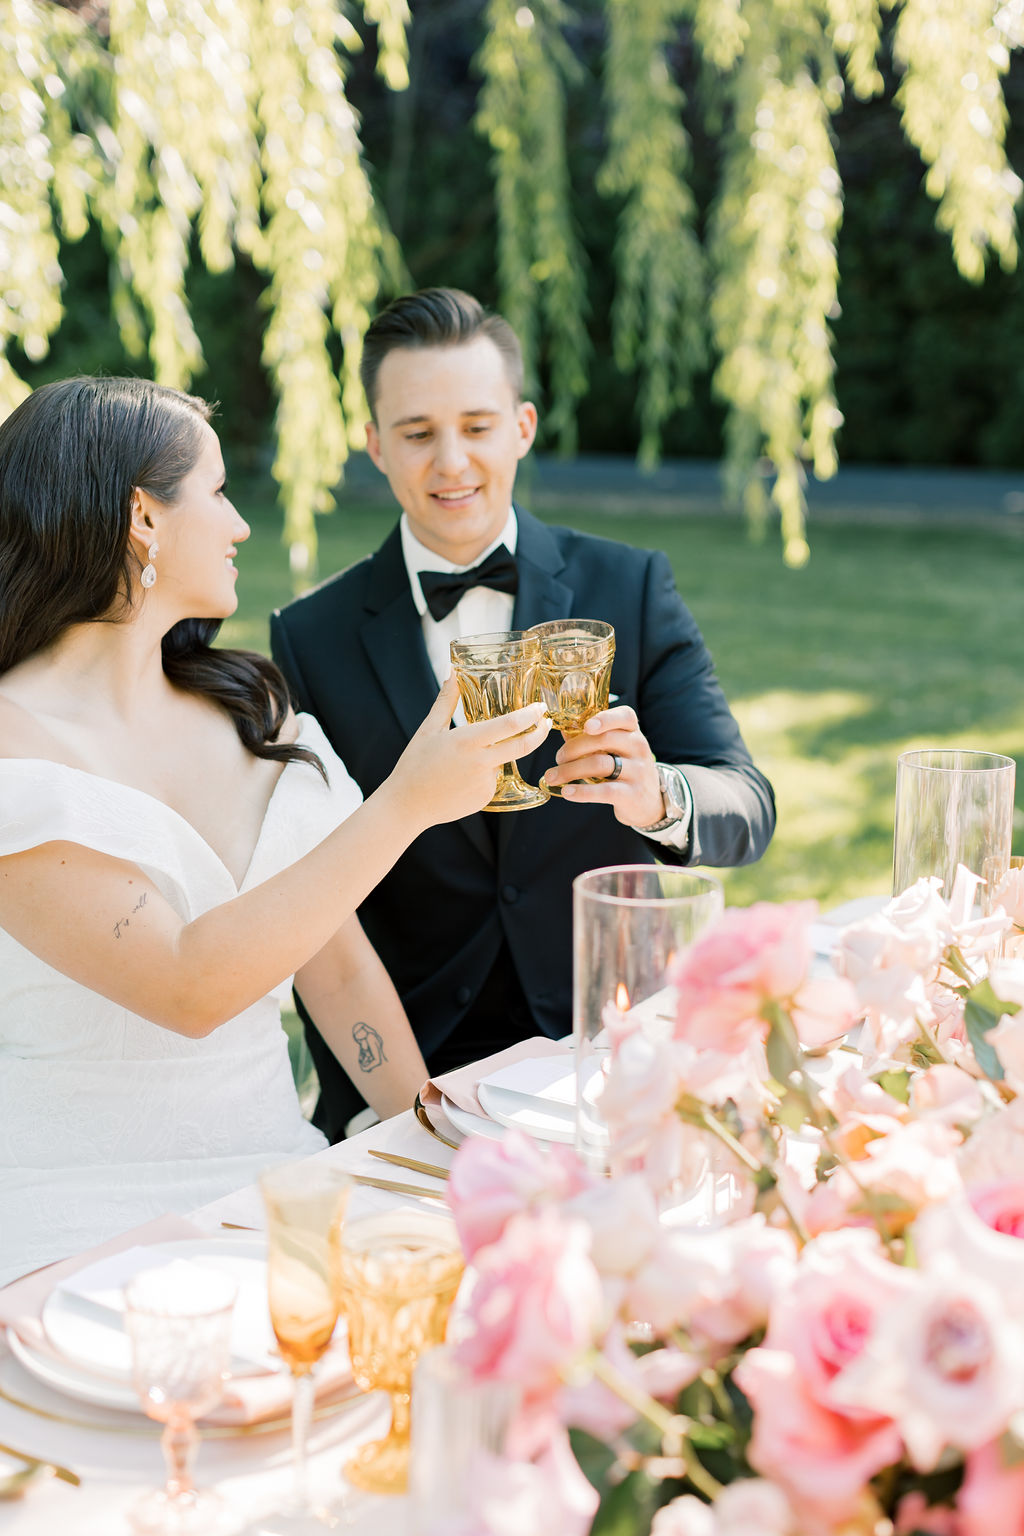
221,474 -> 1024,914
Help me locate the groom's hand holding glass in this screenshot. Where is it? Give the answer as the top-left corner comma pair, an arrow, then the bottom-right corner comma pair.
541,702 -> 668,829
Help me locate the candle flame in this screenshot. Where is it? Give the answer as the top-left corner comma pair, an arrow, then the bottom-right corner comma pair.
615,983 -> 630,1012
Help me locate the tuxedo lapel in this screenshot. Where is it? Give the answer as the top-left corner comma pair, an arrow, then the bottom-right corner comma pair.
359,525 -> 494,867
510,508 -> 574,632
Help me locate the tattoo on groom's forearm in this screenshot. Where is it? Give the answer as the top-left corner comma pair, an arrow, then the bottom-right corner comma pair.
353,1021 -> 387,1073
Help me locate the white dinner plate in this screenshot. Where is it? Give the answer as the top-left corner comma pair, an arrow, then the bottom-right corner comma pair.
7,1326 -> 140,1412
441,1094 -> 505,1143
442,1056 -> 608,1147
40,1235 -> 275,1389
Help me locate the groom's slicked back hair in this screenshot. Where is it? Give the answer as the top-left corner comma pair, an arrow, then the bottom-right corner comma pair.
361,288 -> 525,419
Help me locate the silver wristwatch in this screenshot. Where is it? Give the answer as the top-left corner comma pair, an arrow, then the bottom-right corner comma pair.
636,763 -> 690,834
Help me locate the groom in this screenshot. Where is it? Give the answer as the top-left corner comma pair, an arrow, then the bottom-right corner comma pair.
271,287 -> 776,1138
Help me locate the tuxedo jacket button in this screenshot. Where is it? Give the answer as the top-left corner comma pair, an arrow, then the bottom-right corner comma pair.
455,985 -> 472,1006
501,884 -> 519,903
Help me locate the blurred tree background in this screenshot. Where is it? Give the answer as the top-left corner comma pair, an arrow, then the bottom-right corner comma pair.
4,0 -> 1024,573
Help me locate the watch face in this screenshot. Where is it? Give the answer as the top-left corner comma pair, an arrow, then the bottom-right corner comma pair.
656,766 -> 678,819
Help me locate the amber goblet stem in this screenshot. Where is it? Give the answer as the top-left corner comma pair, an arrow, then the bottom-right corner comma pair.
290,1368 -> 316,1510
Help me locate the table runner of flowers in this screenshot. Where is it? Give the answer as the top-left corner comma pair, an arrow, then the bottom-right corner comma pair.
440,867 -> 1024,1536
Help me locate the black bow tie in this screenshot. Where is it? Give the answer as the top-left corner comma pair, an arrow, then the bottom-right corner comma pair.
418,546 -> 519,622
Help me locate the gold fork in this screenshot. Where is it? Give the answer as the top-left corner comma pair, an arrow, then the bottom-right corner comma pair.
368,1149 -> 450,1180
0,1441 -> 80,1494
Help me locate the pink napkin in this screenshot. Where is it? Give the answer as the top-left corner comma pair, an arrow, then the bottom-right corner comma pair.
424,1035 -> 572,1118
0,1213 -> 352,1427
0,1213 -> 203,1346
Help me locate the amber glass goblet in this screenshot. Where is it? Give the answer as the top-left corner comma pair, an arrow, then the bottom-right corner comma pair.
529,619 -> 615,797
450,630 -> 549,811
260,1162 -> 352,1525
337,1210 -> 464,1495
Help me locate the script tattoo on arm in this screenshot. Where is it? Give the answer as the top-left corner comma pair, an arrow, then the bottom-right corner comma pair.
113,890 -> 148,940
352,1021 -> 387,1074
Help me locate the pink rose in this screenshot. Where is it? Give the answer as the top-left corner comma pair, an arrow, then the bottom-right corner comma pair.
626,1218 -> 796,1348
969,1179 -> 1024,1240
652,1481 -> 795,1536
564,1174 -> 660,1280
914,1195 -> 1024,1324
735,1347 -> 902,1525
670,902 -> 819,1056
910,1064 -> 986,1128
789,973 -> 860,1049
987,1009 -> 1024,1091
558,1326 -> 700,1440
447,1129 -> 592,1261
599,1029 -> 686,1160
830,1258 -> 1022,1470
993,867 -> 1024,928
651,1497 -> 715,1536
455,1433 -> 598,1536
759,1228 -> 914,1412
958,1094 -> 1024,1188
453,1208 -> 604,1397
686,1219 -> 798,1351
958,1440 -> 1024,1536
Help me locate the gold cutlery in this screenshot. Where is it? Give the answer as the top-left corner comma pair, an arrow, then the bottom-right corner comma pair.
0,1441 -> 80,1491
351,1174 -> 447,1203
368,1149 -> 450,1181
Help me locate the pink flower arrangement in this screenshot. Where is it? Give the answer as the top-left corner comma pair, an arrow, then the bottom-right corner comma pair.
669,900 -> 858,1055
443,874 -> 1024,1536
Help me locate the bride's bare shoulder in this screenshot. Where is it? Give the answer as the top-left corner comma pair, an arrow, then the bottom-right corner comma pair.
0,690 -> 64,764
278,707 -> 300,747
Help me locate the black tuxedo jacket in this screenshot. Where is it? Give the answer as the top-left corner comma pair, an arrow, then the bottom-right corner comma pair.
270,509 -> 775,1065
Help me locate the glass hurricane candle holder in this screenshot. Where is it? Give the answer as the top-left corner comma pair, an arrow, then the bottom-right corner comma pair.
893,748 -> 1015,906
572,865 -> 725,1177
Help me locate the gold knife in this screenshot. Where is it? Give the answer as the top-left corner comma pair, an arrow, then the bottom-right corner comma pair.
0,1441 -> 80,1487
368,1149 -> 450,1181
351,1173 -> 447,1202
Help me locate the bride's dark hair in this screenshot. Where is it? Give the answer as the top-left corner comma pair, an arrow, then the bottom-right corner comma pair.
0,376 -> 324,777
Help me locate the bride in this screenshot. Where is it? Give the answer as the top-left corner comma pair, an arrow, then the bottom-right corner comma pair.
0,376 -> 549,1285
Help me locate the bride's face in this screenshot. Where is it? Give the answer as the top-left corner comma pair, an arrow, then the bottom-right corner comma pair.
148,424 -> 251,619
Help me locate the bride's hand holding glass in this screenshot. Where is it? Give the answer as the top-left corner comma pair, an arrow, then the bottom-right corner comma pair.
387,674 -> 550,831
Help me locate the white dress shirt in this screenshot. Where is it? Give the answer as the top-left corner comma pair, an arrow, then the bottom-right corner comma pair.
399,509 -> 691,850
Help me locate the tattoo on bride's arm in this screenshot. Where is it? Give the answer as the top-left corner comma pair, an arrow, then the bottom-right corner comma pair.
113,890 -> 148,940
353,1021 -> 387,1073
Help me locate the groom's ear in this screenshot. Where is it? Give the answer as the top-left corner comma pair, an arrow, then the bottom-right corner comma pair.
365,420 -> 385,471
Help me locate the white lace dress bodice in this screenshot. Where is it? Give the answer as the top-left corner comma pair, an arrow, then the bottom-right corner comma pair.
0,715 -> 362,1286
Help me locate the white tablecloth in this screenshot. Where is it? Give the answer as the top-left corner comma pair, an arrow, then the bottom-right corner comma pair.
0,1110 -> 457,1535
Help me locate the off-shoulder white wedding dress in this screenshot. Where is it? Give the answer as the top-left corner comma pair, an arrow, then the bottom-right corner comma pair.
0,716 -> 361,1286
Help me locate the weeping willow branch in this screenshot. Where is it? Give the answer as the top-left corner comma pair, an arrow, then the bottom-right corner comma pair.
599,0 -> 705,469
246,0 -> 402,577
706,0 -> 845,568
475,0 -> 589,452
0,0 -> 100,410
2,0 -> 1022,569
893,0 -> 1022,282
